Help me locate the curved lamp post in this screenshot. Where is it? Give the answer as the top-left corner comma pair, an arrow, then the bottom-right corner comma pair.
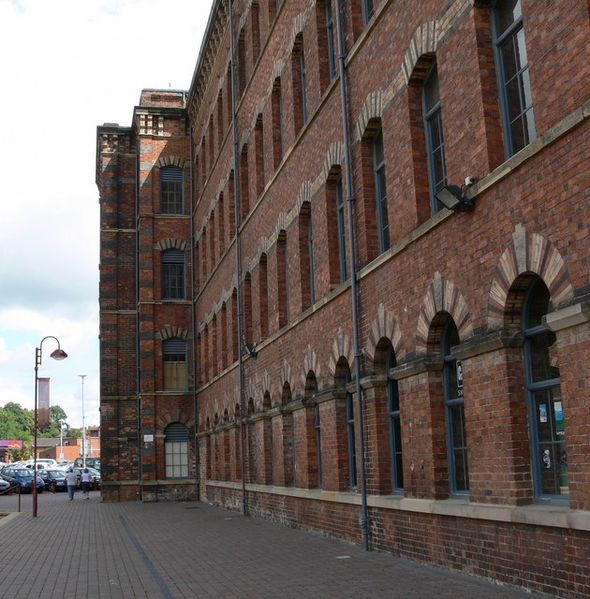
33,336 -> 67,517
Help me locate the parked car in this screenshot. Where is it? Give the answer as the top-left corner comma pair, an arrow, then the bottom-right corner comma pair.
40,469 -> 68,492
74,458 -> 101,471
0,468 -> 45,493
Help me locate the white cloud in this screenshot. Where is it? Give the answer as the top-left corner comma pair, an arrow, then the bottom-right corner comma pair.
0,0 -> 212,428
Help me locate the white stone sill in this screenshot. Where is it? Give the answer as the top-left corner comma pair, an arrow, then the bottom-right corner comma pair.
206,480 -> 590,532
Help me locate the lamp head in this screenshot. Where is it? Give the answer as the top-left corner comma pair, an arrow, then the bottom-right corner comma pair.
435,185 -> 474,212
50,349 -> 68,361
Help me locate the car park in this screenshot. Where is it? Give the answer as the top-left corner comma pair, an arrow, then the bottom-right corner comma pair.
0,468 -> 45,493
68,466 -> 101,489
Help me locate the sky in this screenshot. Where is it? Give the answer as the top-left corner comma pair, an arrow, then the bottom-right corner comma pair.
0,0 -> 213,429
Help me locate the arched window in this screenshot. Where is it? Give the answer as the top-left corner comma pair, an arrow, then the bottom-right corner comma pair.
254,114 -> 265,198
422,63 -> 447,214
326,167 -> 347,285
442,318 -> 469,494
165,423 -> 189,479
362,0 -> 374,26
160,166 -> 183,214
299,203 -> 315,309
291,34 -> 307,135
315,403 -> 322,488
258,254 -> 269,338
523,279 -> 566,499
492,0 -> 535,157
163,338 -> 187,391
345,369 -> 356,489
161,249 -> 185,300
372,128 -> 389,253
277,230 -> 289,327
271,78 -> 283,169
387,347 -> 403,492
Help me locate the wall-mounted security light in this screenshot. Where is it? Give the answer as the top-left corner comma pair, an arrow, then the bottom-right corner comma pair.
435,184 -> 475,212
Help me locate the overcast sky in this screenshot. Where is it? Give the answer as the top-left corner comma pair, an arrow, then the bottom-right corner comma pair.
0,0 -> 212,429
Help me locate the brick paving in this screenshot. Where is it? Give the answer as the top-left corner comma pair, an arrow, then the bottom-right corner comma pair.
0,491 -> 547,599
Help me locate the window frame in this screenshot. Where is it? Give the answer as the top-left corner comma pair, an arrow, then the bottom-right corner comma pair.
165,423 -> 189,479
422,64 -> 447,215
346,375 -> 357,489
372,128 -> 390,253
362,0 -> 374,25
491,0 -> 536,158
387,348 -> 403,493
522,279 -> 567,503
161,249 -> 185,300
442,318 -> 469,496
163,338 -> 188,391
315,403 -> 323,488
325,0 -> 336,80
335,177 -> 347,283
160,166 -> 184,215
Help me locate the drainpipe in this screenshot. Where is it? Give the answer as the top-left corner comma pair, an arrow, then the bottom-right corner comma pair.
229,0 -> 248,516
189,122 -> 200,499
334,0 -> 369,550
135,145 -> 143,501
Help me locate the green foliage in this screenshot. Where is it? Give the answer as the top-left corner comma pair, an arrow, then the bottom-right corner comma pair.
0,402 -> 69,440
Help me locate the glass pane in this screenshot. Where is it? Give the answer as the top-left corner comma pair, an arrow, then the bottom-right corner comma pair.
515,27 -> 528,71
454,448 -> 469,492
510,117 -> 526,154
423,67 -> 439,111
505,75 -> 523,122
451,405 -> 466,449
395,450 -> 404,489
529,330 -> 559,382
494,0 -> 522,37
526,280 -> 550,327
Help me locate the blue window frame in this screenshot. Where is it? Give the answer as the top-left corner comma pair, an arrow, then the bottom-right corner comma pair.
362,0 -> 374,25
162,249 -> 185,300
315,404 -> 322,487
442,319 -> 469,494
160,166 -> 183,214
335,178 -> 347,282
492,0 -> 535,157
346,373 -> 357,488
422,64 -> 447,214
372,129 -> 390,253
387,348 -> 403,492
325,1 -> 336,80
523,279 -> 567,500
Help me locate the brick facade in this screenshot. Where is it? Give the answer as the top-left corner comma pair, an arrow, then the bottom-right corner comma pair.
96,1 -> 590,596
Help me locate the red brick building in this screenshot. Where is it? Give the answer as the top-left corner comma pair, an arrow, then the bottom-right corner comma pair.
96,0 -> 590,595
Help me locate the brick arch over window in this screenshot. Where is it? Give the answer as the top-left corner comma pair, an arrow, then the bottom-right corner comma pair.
321,142 -> 345,182
156,407 -> 194,432
366,303 -> 403,364
155,238 -> 188,252
156,326 -> 189,341
416,272 -> 473,354
328,326 -> 355,379
354,90 -> 383,142
281,359 -> 294,393
295,180 -> 313,213
289,11 -> 307,50
157,155 -> 186,169
300,344 -> 321,391
401,21 -> 439,84
488,224 -> 574,329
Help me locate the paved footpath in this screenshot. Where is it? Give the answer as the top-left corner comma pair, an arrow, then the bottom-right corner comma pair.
0,490 -> 546,599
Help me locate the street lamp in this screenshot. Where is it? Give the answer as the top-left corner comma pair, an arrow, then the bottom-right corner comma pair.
33,336 -> 67,517
78,374 -> 87,468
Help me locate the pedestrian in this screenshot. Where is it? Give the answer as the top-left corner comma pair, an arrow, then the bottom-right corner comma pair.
81,468 -> 92,499
65,470 -> 77,501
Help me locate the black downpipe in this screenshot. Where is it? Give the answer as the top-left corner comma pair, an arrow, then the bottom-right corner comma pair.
188,121 -> 200,499
135,149 -> 143,501
228,0 -> 248,516
335,0 -> 369,550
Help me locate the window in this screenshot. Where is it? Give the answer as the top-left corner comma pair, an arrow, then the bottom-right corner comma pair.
292,35 -> 307,135
299,204 -> 315,309
523,279 -> 566,499
346,372 -> 357,488
442,319 -> 469,494
387,348 -> 403,491
373,129 -> 390,252
271,78 -> 283,169
162,250 -> 185,300
251,2 -> 261,62
422,64 -> 447,214
255,114 -> 265,198
335,177 -> 347,282
492,0 -> 535,157
362,0 -> 374,25
277,231 -> 289,327
325,1 -> 336,80
240,145 -> 249,220
165,423 -> 189,479
259,254 -> 269,338
160,166 -> 183,214
244,272 -> 253,345
163,339 -> 187,391
315,404 -> 323,488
